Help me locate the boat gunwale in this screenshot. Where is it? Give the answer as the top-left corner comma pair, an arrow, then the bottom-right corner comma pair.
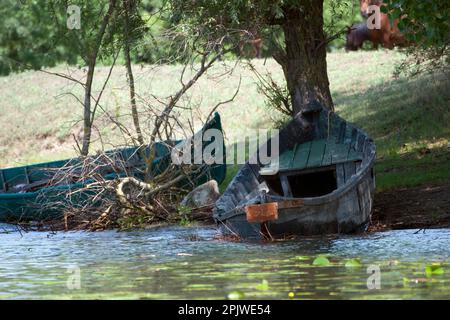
0,173 -> 119,199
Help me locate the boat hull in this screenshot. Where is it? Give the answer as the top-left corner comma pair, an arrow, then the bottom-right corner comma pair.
0,113 -> 226,222
214,110 -> 376,239
222,169 -> 374,239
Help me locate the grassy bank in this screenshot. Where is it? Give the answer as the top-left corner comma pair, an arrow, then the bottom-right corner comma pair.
0,50 -> 449,192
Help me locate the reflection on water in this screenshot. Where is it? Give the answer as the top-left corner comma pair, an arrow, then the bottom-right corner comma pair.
0,224 -> 449,299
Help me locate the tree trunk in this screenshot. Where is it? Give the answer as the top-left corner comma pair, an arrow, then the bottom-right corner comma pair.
275,1 -> 334,116
123,0 -> 144,146
80,0 -> 117,156
81,60 -> 95,156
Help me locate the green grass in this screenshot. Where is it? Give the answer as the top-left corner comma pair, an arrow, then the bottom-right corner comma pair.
330,51 -> 450,191
0,50 -> 449,192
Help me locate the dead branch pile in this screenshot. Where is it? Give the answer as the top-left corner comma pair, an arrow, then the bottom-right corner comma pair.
29,148 -> 216,231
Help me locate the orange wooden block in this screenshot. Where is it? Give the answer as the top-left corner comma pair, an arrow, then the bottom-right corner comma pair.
245,203 -> 279,223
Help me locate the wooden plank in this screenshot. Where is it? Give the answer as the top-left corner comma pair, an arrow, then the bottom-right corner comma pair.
321,139 -> 334,166
363,139 -> 372,158
0,170 -> 6,192
324,136 -> 362,166
306,139 -> 327,168
280,174 -> 293,197
278,148 -> 295,171
14,179 -> 51,193
318,112 -> 329,139
329,113 -> 340,136
349,128 -> 358,148
355,160 -> 362,173
344,161 -> 356,182
337,121 -> 347,144
234,183 -> 248,203
330,143 -> 351,164
245,203 -> 278,223
356,134 -> 366,152
24,167 -> 30,184
336,164 -> 346,187
347,146 -> 363,162
291,141 -> 311,171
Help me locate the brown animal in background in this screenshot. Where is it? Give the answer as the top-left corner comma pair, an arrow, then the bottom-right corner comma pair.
346,19 -> 395,50
239,29 -> 263,59
345,23 -> 371,51
360,0 -> 384,18
359,0 -> 407,49
369,11 -> 396,49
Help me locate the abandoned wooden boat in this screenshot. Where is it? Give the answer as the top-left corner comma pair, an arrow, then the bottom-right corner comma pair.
213,108 -> 376,239
0,113 -> 226,222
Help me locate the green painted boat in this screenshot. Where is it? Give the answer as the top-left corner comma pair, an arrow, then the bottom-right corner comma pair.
0,113 -> 226,222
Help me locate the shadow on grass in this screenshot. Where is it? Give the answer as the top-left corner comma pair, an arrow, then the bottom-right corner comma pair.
333,72 -> 450,191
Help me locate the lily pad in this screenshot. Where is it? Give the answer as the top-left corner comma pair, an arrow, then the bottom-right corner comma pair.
294,256 -> 309,261
345,258 -> 362,268
312,256 -> 330,266
227,291 -> 245,300
255,279 -> 269,291
425,264 -> 444,277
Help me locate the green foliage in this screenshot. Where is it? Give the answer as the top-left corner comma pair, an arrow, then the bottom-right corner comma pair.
0,0 -> 148,75
177,205 -> 193,226
384,0 -> 449,48
168,0 -> 364,58
1,0 -> 447,75
0,0 -> 79,75
117,214 -> 153,229
49,0 -> 123,63
132,1 -> 193,64
383,0 -> 449,76
324,0 -> 362,50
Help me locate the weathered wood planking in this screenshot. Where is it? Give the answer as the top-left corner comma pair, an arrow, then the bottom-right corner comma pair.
0,170 -> 6,192
336,163 -> 346,187
280,175 -> 293,197
278,149 -> 295,171
292,141 -> 311,170
330,142 -> 351,165
344,161 -> 356,182
270,138 -> 364,174
306,139 -> 327,168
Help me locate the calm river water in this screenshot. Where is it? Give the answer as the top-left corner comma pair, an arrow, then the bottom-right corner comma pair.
0,224 -> 449,299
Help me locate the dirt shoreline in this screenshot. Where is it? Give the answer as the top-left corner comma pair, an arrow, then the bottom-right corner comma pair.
369,183 -> 450,232
8,183 -> 450,234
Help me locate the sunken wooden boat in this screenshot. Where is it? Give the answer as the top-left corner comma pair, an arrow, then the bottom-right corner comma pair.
214,108 -> 376,239
0,113 -> 226,222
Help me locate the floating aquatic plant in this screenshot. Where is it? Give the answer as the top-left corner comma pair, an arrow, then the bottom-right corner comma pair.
227,291 -> 245,300
312,256 -> 330,266
425,263 -> 444,277
345,258 -> 362,268
255,279 -> 269,291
